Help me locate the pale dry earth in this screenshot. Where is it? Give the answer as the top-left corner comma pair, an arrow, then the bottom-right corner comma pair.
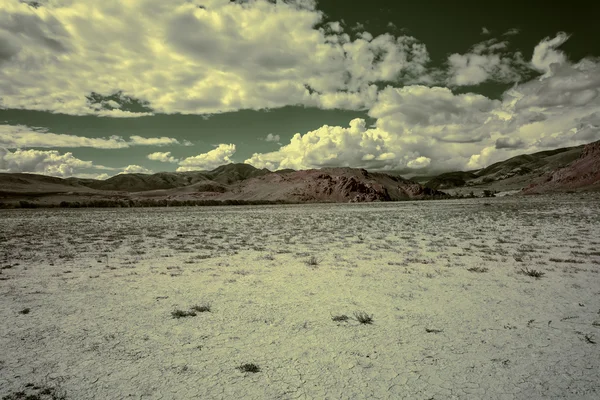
1,195 -> 600,399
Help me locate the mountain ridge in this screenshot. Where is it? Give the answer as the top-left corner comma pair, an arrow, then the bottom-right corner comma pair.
1,139 -> 599,207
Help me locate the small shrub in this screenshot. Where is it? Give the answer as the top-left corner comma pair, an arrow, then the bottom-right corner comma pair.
237,363 -> 260,373
518,267 -> 545,278
353,311 -> 373,324
305,256 -> 319,267
331,314 -> 349,322
19,308 -> 31,315
171,309 -> 197,319
467,266 -> 489,273
584,334 -> 596,344
191,303 -> 212,313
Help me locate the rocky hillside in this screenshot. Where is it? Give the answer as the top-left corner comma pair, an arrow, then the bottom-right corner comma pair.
219,168 -> 445,203
522,140 -> 600,194
420,144 -> 585,195
0,164 -> 446,206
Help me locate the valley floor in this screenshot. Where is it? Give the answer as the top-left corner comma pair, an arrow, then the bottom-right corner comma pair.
1,195 -> 599,399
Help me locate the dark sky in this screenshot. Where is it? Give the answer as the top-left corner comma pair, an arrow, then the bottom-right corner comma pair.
1,0 -> 599,177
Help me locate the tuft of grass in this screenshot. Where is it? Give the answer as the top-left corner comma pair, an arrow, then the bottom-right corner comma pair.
518,267 -> 545,278
191,303 -> 212,313
171,309 -> 197,319
467,266 -> 489,273
353,311 -> 374,324
331,314 -> 349,322
425,328 -> 444,333
237,363 -> 260,373
305,256 -> 320,267
584,334 -> 596,344
2,385 -> 66,400
19,308 -> 31,315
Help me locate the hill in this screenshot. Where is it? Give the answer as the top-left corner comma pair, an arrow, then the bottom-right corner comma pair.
422,144 -> 585,195
0,164 -> 447,207
522,140 -> 600,194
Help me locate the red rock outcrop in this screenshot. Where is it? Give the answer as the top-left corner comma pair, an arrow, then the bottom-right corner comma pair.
523,140 -> 600,194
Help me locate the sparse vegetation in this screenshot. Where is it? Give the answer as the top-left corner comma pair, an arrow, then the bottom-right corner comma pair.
518,267 -> 545,278
331,314 -> 349,322
237,363 -> 260,373
171,309 -> 197,319
306,255 -> 320,267
353,311 -> 373,324
191,303 -> 212,313
2,385 -> 67,400
467,266 -> 488,273
584,334 -> 596,344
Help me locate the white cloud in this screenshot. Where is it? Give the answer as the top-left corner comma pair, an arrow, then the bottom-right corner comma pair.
177,143 -> 236,171
503,28 -> 520,36
446,38 -> 527,86
0,0 -> 432,115
481,27 -> 490,35
245,118 -> 417,171
264,133 -> 280,142
147,151 -> 178,163
0,125 -> 128,149
128,136 -> 180,147
0,124 -> 185,148
531,32 -> 570,77
407,156 -> 431,169
120,165 -> 153,174
0,147 -> 97,177
246,39 -> 600,174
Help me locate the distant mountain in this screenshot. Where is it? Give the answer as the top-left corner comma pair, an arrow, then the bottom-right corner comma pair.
0,164 -> 447,207
422,144 -> 586,194
522,140 -> 600,194
65,163 -> 271,192
217,167 -> 444,203
3,139 -> 598,207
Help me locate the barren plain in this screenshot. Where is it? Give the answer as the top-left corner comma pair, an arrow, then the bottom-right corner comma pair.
1,194 -> 600,399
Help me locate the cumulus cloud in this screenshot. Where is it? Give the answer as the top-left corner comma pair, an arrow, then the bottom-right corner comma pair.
245,118 -> 420,171
120,165 -> 153,174
481,27 -> 490,35
0,0 -> 432,115
0,147 -> 97,177
147,151 -> 178,163
0,124 -> 186,148
446,38 -> 527,86
177,144 -> 236,171
264,133 -> 281,142
406,156 -> 431,168
246,36 -> 600,174
531,32 -> 570,77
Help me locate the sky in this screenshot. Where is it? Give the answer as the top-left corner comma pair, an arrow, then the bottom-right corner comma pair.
1,0 -> 599,179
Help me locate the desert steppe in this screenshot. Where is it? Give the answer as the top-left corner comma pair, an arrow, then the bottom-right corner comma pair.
1,195 -> 599,399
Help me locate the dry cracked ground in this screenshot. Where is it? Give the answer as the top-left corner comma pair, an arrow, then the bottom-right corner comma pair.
1,194 -> 600,399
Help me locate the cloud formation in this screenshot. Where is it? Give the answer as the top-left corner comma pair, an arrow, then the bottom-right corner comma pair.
0,125 -> 185,148
446,38 -> 527,86
120,164 -> 153,174
0,147 -> 95,177
147,151 -> 178,163
531,32 -> 570,77
177,144 -> 236,171
264,133 -> 281,142
0,0 -> 433,115
246,35 -> 600,173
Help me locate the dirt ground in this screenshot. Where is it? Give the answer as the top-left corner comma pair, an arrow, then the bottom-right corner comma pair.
1,194 -> 599,399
